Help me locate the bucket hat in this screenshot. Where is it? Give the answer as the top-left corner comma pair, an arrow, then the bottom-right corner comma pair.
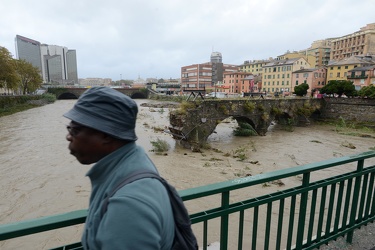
63,86 -> 138,141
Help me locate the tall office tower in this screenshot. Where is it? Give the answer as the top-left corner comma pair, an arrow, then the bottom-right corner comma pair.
15,35 -> 78,84
15,35 -> 43,73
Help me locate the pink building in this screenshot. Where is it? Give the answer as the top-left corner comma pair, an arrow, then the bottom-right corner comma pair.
291,67 -> 327,97
347,65 -> 375,90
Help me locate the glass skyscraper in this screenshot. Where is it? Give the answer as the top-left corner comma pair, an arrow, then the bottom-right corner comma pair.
15,35 -> 78,84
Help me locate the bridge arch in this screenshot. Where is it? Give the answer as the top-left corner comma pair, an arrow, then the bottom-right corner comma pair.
57,92 -> 78,99
47,87 -> 148,100
169,99 -> 323,151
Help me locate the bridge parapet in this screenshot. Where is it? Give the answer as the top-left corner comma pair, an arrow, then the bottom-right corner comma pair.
47,87 -> 147,99
169,98 -> 323,151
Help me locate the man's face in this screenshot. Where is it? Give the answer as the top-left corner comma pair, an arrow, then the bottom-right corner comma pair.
66,121 -> 108,165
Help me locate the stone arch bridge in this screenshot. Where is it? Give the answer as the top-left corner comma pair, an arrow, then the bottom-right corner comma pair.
168,98 -> 324,151
47,87 -> 147,99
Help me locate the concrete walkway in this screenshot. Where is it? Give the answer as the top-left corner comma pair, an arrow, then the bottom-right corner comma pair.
201,222 -> 375,250
318,222 -> 375,250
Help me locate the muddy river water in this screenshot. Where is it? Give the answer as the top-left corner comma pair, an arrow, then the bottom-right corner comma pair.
1,99 -> 374,249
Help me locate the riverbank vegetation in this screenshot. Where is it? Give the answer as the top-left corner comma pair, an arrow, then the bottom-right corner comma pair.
316,116 -> 375,138
0,47 -> 42,95
0,93 -> 56,117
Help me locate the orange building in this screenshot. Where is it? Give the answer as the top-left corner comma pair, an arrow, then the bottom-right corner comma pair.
223,72 -> 253,94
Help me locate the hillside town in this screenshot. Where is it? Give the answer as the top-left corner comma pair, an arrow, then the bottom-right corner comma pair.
2,23 -> 375,98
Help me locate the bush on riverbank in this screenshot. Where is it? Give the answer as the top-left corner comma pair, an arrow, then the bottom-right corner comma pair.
0,94 -> 56,117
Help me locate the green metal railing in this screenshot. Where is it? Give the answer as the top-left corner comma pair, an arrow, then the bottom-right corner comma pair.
1,151 -> 375,249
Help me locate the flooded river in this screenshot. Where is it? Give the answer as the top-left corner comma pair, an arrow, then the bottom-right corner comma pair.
1,99 -> 375,249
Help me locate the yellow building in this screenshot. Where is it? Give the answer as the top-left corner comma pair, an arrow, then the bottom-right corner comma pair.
326,55 -> 375,83
239,59 -> 271,74
301,39 -> 332,67
262,57 -> 310,95
277,51 -> 317,68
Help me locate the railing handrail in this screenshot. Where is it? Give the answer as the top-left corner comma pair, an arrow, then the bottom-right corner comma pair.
180,151 -> 375,200
1,150 -> 375,249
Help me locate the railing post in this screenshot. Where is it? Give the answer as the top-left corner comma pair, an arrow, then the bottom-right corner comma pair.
220,191 -> 230,250
347,159 -> 364,243
296,172 -> 310,249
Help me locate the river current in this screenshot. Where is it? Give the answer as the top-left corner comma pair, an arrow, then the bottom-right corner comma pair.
1,99 -> 374,249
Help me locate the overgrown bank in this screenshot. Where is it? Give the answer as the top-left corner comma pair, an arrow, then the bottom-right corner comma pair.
0,94 -> 56,117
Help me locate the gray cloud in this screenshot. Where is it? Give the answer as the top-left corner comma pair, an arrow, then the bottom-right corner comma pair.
1,0 -> 374,80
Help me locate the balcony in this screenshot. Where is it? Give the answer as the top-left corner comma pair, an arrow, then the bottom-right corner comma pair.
347,75 -> 368,79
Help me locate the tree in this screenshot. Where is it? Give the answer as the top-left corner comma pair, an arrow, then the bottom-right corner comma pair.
15,59 -> 42,94
358,85 -> 375,98
294,83 -> 309,96
320,80 -> 356,97
0,46 -> 19,93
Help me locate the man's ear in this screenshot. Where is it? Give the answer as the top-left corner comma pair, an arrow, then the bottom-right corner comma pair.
101,133 -> 115,145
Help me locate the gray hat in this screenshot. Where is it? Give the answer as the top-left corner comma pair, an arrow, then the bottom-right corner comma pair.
63,86 -> 138,141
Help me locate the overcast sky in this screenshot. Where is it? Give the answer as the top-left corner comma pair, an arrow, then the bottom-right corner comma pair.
1,0 -> 374,81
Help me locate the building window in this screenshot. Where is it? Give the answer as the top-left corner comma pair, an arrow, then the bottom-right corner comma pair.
337,72 -> 340,77
296,80 -> 299,85
296,74 -> 299,78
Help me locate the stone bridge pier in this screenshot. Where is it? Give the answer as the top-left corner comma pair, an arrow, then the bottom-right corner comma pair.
169,99 -> 323,151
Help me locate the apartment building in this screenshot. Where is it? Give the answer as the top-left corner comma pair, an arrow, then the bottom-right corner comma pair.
277,51 -> 317,68
262,57 -> 310,94
78,78 -> 112,87
181,53 -> 238,92
239,59 -> 271,74
302,39 -> 332,67
222,72 -> 253,94
291,67 -> 327,96
330,23 -> 375,60
326,55 -> 375,83
347,65 -> 375,90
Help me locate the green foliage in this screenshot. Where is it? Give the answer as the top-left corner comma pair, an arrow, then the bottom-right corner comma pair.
41,93 -> 57,103
0,94 -> 55,117
174,101 -> 195,115
243,101 -> 255,113
295,103 -> 314,116
271,107 -> 282,115
261,112 -> 269,121
218,105 -> 229,115
150,138 -> 170,154
0,46 -> 19,91
232,146 -> 248,161
320,80 -> 357,97
233,122 -> 258,136
15,59 -> 42,94
257,103 -> 265,111
294,83 -> 309,96
358,85 -> 375,98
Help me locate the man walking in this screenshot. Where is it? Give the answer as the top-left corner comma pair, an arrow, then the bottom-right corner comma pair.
64,86 -> 174,249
